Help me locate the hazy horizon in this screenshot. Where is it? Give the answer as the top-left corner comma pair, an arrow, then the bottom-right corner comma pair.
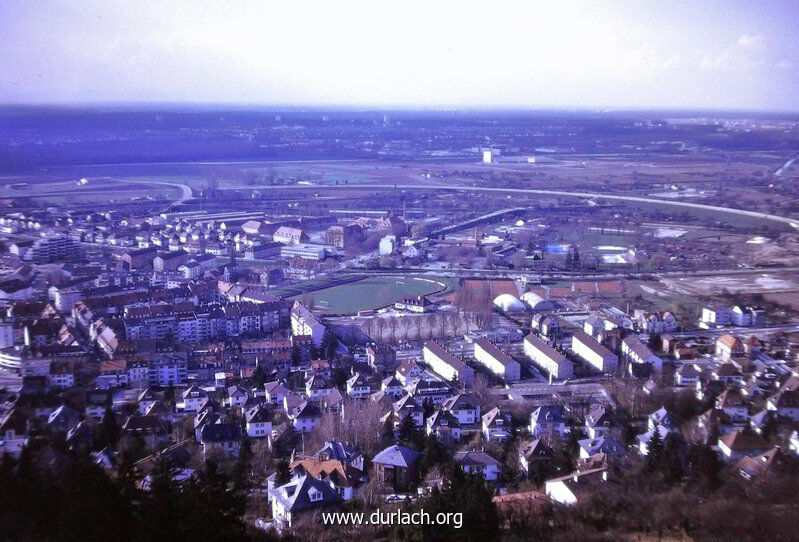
2,0 -> 798,112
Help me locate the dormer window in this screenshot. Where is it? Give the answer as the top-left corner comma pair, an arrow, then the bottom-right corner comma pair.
308,488 -> 323,502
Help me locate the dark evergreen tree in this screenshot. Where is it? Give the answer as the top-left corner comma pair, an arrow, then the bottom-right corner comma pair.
422,397 -> 435,419
660,433 -> 685,486
419,434 -> 449,477
232,436 -> 253,493
380,418 -> 396,447
407,463 -> 499,542
687,443 -> 722,492
183,459 -> 246,542
645,429 -> 664,472
59,455 -> 136,542
96,406 -> 120,449
141,455 -> 185,541
274,458 -> 292,486
251,364 -> 267,389
398,414 -> 416,444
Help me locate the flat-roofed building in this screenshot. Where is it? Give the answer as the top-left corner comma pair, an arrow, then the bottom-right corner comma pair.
571,331 -> 618,374
523,333 -> 573,380
422,340 -> 474,386
473,338 -> 521,381
280,244 -> 326,261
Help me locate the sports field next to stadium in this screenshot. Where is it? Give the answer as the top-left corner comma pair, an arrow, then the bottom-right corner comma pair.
292,276 -> 452,314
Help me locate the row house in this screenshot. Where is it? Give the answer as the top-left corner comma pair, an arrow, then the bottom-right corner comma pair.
524,333 -> 573,380
422,341 -> 474,386
571,331 -> 618,374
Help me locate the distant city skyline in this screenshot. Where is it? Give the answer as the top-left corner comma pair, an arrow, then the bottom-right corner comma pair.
1,0 -> 798,112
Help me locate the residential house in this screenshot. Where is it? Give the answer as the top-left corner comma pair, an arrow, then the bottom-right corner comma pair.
182,385 -> 209,412
519,439 -> 552,475
346,373 -> 371,399
290,457 -> 366,500
372,444 -> 422,492
454,450 -> 501,481
367,345 -> 396,370
442,393 -> 480,427
227,385 -> 249,408
265,381 -> 292,406
717,429 -> 769,461
245,405 -> 272,438
577,437 -> 625,459
306,375 -> 335,400
638,424 -> 672,456
716,335 -> 744,361
395,359 -> 424,385
0,409 -> 29,457
530,406 -> 568,439
716,389 -> 749,422
200,422 -> 242,457
713,363 -> 745,385
268,474 -> 340,527
736,447 -> 791,480
545,467 -> 608,506
766,390 -> 799,421
426,410 -> 461,443
675,363 -> 701,387
314,441 -> 365,471
482,407 -> 511,443
381,376 -> 404,398
408,379 -> 451,405
393,394 -> 425,427
290,401 -> 322,433
584,406 -> 615,439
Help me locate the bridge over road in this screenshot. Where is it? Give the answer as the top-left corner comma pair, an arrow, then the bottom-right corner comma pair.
427,207 -> 527,238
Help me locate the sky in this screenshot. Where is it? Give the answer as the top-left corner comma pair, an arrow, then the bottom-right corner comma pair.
1,0 -> 798,111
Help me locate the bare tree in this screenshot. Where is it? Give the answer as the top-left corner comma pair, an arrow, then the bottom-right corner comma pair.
411,316 -> 422,341
373,318 -> 386,344
432,313 -> 445,338
399,317 -> 412,341
362,318 -> 376,342
387,317 -> 399,344
305,399 -> 387,457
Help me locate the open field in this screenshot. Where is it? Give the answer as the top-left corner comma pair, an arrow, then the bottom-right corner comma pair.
660,273 -> 799,296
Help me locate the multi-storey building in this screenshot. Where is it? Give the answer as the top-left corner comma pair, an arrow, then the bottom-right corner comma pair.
473,338 -> 521,381
523,333 -> 573,380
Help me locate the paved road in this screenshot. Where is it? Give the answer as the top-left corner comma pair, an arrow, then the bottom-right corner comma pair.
3,177 -> 194,207
115,177 -> 193,205
338,265 -> 799,282
671,323 -> 799,337
258,183 -> 799,229
774,153 -> 799,177
0,370 -> 22,393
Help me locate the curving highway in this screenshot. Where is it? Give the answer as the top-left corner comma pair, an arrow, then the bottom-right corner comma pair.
116,177 -> 193,205
260,183 -> 799,230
